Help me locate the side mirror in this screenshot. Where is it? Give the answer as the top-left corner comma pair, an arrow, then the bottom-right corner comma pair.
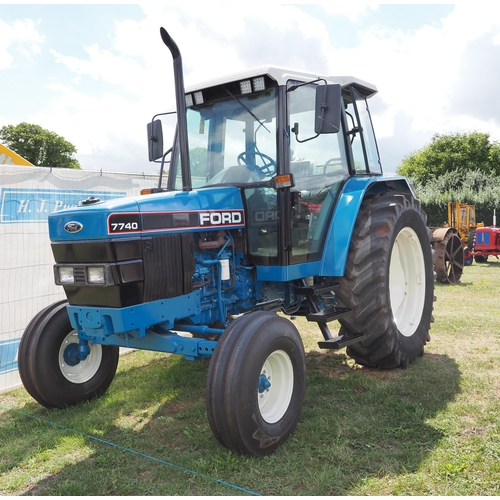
315,84 -> 341,134
147,119 -> 164,161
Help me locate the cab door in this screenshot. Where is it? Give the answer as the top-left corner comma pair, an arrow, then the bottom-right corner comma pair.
286,81 -> 350,264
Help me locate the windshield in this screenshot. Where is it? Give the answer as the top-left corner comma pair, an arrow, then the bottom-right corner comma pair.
172,88 -> 278,189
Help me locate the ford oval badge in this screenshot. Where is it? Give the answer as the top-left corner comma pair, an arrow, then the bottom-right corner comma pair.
64,221 -> 83,234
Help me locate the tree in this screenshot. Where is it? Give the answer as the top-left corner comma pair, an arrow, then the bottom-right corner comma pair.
189,147 -> 208,178
0,122 -> 81,169
396,131 -> 500,185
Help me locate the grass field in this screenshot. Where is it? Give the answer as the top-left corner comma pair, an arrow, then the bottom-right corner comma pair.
1,261 -> 500,495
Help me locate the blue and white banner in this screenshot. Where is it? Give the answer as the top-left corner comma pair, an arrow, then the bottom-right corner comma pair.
0,165 -> 158,394
0,188 -> 126,223
0,338 -> 19,376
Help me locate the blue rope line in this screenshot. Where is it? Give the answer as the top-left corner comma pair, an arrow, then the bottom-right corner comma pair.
0,404 -> 261,496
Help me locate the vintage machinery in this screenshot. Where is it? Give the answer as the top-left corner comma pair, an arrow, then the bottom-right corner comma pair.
431,202 -> 484,283
471,210 -> 500,263
18,28 -> 435,456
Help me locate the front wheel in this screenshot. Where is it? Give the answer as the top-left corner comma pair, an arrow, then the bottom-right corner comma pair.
475,254 -> 488,263
206,311 -> 306,456
18,300 -> 119,408
336,193 -> 435,369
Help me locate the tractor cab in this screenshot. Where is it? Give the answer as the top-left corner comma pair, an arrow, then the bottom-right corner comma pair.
150,67 -> 382,269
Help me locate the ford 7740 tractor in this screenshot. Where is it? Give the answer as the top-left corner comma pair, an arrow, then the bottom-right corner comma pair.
19,28 -> 434,456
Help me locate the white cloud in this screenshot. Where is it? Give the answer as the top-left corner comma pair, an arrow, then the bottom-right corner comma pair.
0,18 -> 44,70
135,3 -> 333,79
37,3 -> 337,171
51,44 -> 152,97
5,4 -> 500,174
27,82 -> 158,171
318,4 -> 500,156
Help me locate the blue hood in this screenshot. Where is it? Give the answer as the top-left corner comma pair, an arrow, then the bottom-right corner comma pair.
48,186 -> 245,242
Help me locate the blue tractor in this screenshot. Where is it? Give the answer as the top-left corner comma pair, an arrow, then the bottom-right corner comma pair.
19,28 -> 434,456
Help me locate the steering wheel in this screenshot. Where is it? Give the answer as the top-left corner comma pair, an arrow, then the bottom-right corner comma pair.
237,151 -> 276,178
324,157 -> 342,169
322,157 -> 346,175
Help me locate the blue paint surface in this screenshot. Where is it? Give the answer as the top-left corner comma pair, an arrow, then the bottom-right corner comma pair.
0,338 -> 20,375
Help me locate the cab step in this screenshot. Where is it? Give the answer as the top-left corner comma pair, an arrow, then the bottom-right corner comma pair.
318,331 -> 367,350
306,306 -> 352,323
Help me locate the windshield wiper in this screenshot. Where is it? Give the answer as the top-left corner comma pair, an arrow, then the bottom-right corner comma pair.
223,87 -> 271,133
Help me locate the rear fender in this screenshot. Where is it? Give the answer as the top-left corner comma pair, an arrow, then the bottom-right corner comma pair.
319,176 -> 414,277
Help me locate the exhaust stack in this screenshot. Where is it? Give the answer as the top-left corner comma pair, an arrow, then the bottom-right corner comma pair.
160,27 -> 191,191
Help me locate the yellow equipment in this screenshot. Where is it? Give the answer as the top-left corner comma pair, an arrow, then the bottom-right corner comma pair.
448,202 -> 483,242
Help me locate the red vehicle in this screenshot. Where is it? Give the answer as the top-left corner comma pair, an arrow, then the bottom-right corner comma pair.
472,225 -> 500,263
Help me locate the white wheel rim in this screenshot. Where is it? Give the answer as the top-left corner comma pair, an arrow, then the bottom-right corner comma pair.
58,331 -> 102,384
258,350 -> 294,424
389,227 -> 426,337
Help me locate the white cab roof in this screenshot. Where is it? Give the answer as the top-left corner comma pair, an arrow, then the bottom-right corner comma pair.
185,65 -> 377,98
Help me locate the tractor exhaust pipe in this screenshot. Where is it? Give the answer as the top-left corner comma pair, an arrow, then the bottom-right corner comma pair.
160,27 -> 191,191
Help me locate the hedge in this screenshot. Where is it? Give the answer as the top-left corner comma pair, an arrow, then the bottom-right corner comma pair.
412,170 -> 500,227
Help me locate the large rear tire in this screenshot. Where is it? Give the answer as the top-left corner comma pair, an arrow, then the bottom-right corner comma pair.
18,301 -> 119,408
206,311 -> 306,456
336,193 -> 434,369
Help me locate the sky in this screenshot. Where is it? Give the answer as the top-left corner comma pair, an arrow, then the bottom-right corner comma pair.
1,2 -> 500,175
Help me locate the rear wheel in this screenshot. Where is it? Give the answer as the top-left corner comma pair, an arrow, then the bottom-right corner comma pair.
18,301 -> 119,408
206,311 -> 306,456
336,193 -> 434,369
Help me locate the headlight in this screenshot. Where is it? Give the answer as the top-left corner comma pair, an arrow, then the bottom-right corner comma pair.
54,264 -> 115,286
87,266 -> 106,284
58,266 -> 75,284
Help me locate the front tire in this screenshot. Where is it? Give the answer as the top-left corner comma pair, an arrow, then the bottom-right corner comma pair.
475,254 -> 488,263
206,311 -> 306,456
336,193 -> 434,369
18,300 -> 119,408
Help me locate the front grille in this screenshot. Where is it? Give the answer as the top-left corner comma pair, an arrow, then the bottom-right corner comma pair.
73,266 -> 87,284
53,235 -> 194,307
143,234 -> 194,302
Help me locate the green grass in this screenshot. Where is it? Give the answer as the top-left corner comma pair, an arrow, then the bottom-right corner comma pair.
2,261 -> 500,495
